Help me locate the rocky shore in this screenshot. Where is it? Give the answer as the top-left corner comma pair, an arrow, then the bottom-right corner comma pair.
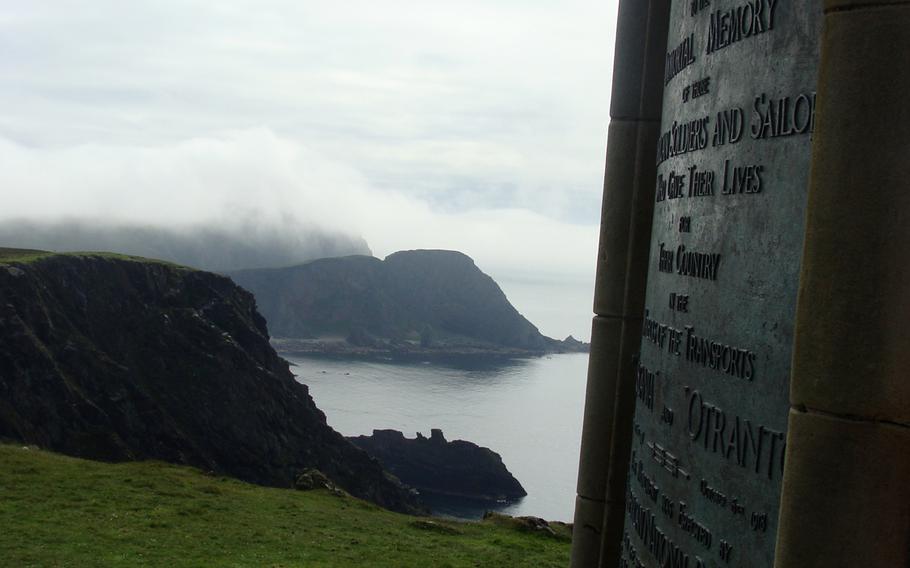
272,336 -> 588,361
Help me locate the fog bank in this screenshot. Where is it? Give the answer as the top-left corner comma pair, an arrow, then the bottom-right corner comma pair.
0,218 -> 370,272
0,129 -> 597,339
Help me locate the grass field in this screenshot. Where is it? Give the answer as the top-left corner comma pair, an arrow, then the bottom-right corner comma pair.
0,248 -> 190,269
0,247 -> 54,263
0,445 -> 570,567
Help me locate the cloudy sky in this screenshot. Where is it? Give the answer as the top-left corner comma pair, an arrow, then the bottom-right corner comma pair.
0,1 -> 618,340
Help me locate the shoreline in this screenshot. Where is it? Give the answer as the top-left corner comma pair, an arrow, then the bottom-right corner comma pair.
271,338 -> 588,365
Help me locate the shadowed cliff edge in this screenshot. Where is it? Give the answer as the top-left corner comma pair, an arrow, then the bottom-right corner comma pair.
0,248 -> 421,513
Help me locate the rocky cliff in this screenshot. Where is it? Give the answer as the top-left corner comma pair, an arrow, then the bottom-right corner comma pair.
229,250 -> 585,354
0,249 -> 419,513
348,429 -> 527,502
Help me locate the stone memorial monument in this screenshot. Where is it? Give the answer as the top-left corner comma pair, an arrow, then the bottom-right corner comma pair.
572,1 -> 910,567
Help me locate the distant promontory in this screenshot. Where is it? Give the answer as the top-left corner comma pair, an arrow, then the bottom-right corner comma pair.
228,250 -> 587,357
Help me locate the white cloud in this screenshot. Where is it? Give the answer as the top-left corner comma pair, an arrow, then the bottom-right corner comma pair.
0,129 -> 598,337
0,0 -> 616,220
0,1 -> 618,338
0,129 -> 596,273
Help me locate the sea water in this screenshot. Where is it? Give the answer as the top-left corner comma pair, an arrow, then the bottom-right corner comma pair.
286,352 -> 588,522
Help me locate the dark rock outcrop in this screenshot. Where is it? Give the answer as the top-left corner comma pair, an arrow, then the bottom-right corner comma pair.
229,249 -> 588,354
348,429 -> 527,502
0,251 -> 420,513
482,511 -> 573,542
294,469 -> 348,498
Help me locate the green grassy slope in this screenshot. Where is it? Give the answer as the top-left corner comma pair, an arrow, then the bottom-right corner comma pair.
0,445 -> 570,567
0,247 -> 54,263
0,248 -> 190,268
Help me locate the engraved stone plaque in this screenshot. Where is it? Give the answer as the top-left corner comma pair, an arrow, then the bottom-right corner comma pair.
621,2 -> 822,566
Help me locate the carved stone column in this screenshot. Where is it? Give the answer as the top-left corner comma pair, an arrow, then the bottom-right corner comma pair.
570,2 -> 670,566
775,1 -> 910,566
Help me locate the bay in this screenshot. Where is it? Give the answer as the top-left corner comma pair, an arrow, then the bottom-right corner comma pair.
285,352 -> 589,522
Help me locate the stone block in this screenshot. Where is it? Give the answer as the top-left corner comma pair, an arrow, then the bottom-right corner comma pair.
570,495 -> 606,568
619,123 -> 659,319
792,4 -> 910,425
775,409 -> 910,567
576,316 -> 624,500
594,121 -> 637,318
594,120 -> 659,318
603,316 -> 645,507
610,0 -> 671,120
597,317 -> 644,567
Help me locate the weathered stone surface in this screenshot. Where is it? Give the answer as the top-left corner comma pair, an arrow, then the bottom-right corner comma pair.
593,121 -> 660,318
602,323 -> 640,481
619,123 -> 661,319
777,6 -> 910,566
581,0 -> 910,565
571,496 -> 605,567
576,314 -> 644,511
613,2 -> 823,566
574,2 -> 680,566
775,410 -> 910,567
791,3 -> 910,425
576,316 -> 623,500
597,317 -> 642,568
610,0 -> 671,120
593,121 -> 638,318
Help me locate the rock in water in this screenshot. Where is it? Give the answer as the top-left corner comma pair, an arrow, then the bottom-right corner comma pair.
348,429 -> 527,501
0,251 -> 420,513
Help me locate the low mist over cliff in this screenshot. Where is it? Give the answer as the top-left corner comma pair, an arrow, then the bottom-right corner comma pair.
0,219 -> 370,272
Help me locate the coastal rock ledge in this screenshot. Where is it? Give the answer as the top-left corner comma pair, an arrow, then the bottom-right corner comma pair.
348,429 -> 527,502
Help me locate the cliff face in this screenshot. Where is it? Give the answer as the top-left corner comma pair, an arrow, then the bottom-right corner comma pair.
229,250 -> 559,352
0,251 -> 419,513
349,429 -> 527,502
